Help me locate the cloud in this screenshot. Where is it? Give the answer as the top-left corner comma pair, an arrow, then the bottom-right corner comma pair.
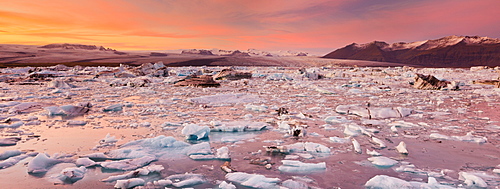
0,0 -> 499,53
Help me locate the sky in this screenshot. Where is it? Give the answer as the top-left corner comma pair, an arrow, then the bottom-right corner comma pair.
1,0 -> 499,55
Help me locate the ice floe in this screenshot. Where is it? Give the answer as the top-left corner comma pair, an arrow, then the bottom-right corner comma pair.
226,172 -> 281,189
278,160 -> 326,173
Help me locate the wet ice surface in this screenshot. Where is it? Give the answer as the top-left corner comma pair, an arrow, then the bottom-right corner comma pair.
0,65 -> 499,188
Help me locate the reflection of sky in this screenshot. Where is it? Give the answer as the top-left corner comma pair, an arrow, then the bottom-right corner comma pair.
1,0 -> 499,54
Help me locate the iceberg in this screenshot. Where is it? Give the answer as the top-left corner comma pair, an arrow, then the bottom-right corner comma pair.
51,166 -> 86,183
27,153 -> 65,174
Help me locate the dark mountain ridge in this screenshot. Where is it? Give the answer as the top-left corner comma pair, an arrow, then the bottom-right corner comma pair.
322,36 -> 500,67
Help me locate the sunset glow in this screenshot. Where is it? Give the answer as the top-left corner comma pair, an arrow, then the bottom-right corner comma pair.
1,0 -> 499,54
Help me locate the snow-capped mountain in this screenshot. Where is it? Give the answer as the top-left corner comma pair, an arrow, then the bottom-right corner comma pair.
323,36 -> 500,67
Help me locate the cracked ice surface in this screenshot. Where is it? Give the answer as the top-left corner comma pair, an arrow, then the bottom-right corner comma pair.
0,65 -> 499,188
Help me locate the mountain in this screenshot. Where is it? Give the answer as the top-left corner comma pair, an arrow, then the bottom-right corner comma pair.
322,36 -> 500,67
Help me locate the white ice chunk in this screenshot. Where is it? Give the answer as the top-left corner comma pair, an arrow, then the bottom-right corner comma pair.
67,120 -> 87,126
101,164 -> 164,182
352,138 -> 362,154
459,172 -> 488,188
366,149 -> 382,156
0,121 -> 24,128
114,178 -> 145,189
100,133 -> 118,144
278,160 -> 326,173
325,116 -> 350,125
216,146 -> 230,160
329,136 -> 349,143
0,150 -> 22,160
52,166 -> 86,183
430,132 -> 487,144
211,121 -> 268,132
226,172 -> 281,189
368,156 -> 398,168
218,181 -> 236,189
181,124 -> 210,140
285,142 -> 330,154
27,153 -> 64,174
0,154 -> 29,169
75,158 -> 96,167
371,137 -> 387,148
396,141 -> 409,154
103,104 -> 123,112
365,175 -> 412,188
282,179 -> 308,189
99,156 -> 156,171
165,173 -> 206,188
245,104 -> 268,112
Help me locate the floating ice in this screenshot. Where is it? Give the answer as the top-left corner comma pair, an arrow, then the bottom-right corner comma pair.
101,164 -> 164,182
51,166 -> 86,183
210,121 -> 268,132
337,105 -> 412,119
278,160 -> 326,173
245,104 -> 268,112
45,103 -> 91,116
108,135 -> 190,159
352,138 -> 362,154
67,120 -> 87,126
0,153 -> 34,169
75,158 -> 96,167
430,132 -> 487,144
459,172 -> 488,188
396,141 -> 409,154
0,150 -> 22,160
371,137 -> 387,149
324,116 -> 350,125
47,80 -> 77,89
114,178 -> 145,189
285,142 -> 331,154
365,175 -> 454,189
103,104 -> 123,112
182,124 -> 210,140
329,136 -> 349,143
8,102 -> 42,114
189,93 -> 260,104
343,123 -> 370,137
366,149 -> 382,156
27,153 -> 65,174
226,172 -> 281,189
0,121 -> 24,128
218,181 -> 236,189
99,156 -> 156,171
165,173 -> 206,188
367,156 -> 398,168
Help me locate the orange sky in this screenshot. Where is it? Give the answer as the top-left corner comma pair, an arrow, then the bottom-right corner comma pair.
1,0 -> 499,54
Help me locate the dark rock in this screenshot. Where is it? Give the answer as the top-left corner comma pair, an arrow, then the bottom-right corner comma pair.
174,75 -> 220,88
412,74 -> 454,90
213,69 -> 252,80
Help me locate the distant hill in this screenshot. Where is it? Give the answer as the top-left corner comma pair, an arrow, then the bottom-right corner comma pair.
322,36 -> 500,67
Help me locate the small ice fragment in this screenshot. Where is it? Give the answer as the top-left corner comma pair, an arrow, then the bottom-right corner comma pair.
27,153 -> 64,174
99,156 -> 156,171
282,179 -> 308,189
366,149 -> 382,156
371,137 -> 386,148
352,138 -> 362,154
101,164 -> 164,182
226,172 -> 281,189
114,178 -> 145,189
0,154 -> 29,169
181,124 -> 210,140
165,173 -> 206,188
278,160 -> 326,173
216,146 -> 230,160
0,150 -> 22,160
218,181 -> 236,189
367,156 -> 398,168
75,158 -> 96,167
329,136 -> 349,143
53,166 -> 86,183
396,141 -> 408,154
458,172 -> 488,188
365,175 -> 412,188
67,120 -> 87,126
103,104 -> 123,112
